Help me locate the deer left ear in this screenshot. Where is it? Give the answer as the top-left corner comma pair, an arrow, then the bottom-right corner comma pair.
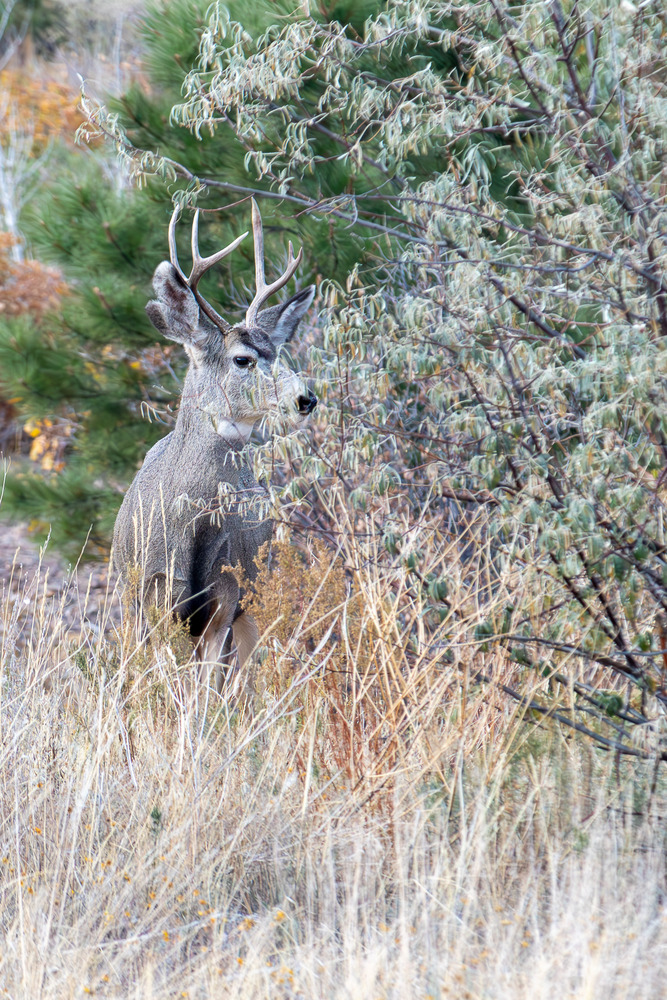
256,285 -> 315,345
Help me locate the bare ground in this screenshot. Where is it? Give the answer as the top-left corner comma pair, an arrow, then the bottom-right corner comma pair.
0,520 -> 119,650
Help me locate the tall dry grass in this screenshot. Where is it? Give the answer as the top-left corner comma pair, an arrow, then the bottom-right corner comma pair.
0,513 -> 665,999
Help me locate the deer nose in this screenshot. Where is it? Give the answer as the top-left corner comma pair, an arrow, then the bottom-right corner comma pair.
297,390 -> 317,415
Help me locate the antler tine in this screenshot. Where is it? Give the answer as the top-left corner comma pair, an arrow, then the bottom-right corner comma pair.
245,197 -> 304,328
168,204 -> 248,334
251,197 -> 265,299
168,204 -> 189,285
188,209 -> 248,294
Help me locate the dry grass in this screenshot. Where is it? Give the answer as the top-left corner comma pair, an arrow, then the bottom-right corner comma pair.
0,523 -> 665,999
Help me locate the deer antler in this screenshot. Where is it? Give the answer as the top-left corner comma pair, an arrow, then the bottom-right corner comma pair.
168,205 -> 248,333
245,198 -> 303,328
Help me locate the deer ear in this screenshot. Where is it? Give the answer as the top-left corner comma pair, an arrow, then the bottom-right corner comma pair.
146,262 -> 210,350
256,285 -> 315,345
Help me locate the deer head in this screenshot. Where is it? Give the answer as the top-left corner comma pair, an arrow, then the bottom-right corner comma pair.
145,201 -> 317,441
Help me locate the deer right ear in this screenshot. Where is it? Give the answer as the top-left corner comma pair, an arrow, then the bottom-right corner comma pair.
146,262 -> 210,352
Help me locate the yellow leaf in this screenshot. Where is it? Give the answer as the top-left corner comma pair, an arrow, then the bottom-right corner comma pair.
29,437 -> 46,461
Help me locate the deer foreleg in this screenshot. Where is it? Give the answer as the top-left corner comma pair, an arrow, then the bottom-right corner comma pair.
232,612 -> 259,667
199,602 -> 235,693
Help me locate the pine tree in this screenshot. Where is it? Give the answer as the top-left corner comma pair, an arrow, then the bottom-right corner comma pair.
0,165 -> 174,553
0,1 -> 234,555
1,0 -> 483,556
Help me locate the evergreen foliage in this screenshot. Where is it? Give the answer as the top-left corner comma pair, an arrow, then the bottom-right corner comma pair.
0,163 -> 177,552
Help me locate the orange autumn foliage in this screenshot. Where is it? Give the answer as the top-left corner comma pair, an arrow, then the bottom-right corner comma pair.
0,70 -> 81,150
0,234 -> 69,465
0,233 -> 67,318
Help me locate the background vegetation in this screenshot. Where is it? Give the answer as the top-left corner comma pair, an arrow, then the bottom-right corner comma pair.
0,1 -> 666,994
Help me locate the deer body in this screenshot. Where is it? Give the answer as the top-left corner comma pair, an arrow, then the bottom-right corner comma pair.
113,406 -> 271,634
112,203 -> 316,678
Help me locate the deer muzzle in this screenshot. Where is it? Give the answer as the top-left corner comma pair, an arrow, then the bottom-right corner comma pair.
297,389 -> 318,415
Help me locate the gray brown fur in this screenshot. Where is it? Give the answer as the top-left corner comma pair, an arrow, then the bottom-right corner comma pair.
112,229 -> 316,677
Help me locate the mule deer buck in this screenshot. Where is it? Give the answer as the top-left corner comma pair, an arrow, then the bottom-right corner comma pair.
112,200 -> 316,688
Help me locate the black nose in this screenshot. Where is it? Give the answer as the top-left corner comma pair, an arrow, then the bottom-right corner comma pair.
297,390 -> 317,415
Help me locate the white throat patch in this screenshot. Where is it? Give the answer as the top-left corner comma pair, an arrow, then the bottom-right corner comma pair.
213,418 -> 255,443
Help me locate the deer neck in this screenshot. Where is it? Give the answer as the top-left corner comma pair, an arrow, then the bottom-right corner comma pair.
173,369 -> 254,452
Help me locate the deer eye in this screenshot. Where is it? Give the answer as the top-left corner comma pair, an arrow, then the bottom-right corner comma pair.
234,356 -> 255,369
